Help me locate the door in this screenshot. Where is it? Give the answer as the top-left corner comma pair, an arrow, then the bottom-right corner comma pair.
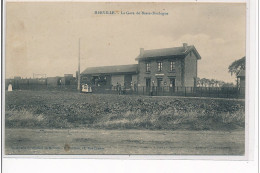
105,75 -> 111,87
146,78 -> 151,94
146,78 -> 151,87
157,78 -> 163,95
157,78 -> 163,87
170,78 -> 176,93
124,75 -> 132,89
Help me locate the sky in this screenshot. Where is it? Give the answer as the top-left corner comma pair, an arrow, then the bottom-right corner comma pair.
5,2 -> 246,83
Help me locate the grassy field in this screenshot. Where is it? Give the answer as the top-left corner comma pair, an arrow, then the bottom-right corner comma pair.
4,90 -> 245,155
5,90 -> 245,130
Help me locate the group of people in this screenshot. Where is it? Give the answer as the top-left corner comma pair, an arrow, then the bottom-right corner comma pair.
116,81 -> 137,95
116,82 -> 123,95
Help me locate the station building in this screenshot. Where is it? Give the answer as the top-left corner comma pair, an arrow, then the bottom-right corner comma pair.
81,43 -> 201,88
81,64 -> 138,89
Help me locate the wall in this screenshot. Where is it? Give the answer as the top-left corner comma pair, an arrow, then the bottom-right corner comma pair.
132,74 -> 138,84
239,77 -> 245,88
184,51 -> 198,87
81,74 -> 93,85
82,74 -> 136,87
47,77 -> 60,86
6,78 -> 49,90
64,75 -> 74,85
105,75 -> 112,87
111,75 -> 124,86
137,57 -> 183,87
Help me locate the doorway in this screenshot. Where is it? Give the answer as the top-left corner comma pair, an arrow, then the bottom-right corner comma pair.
157,78 -> 163,95
157,78 -> 163,87
146,78 -> 151,94
124,75 -> 132,89
146,78 -> 151,87
170,78 -> 176,92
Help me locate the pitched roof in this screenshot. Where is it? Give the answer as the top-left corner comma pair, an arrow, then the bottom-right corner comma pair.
81,64 -> 138,75
237,70 -> 245,77
135,45 -> 201,60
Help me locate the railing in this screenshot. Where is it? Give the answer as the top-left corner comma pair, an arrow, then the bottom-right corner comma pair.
6,83 -> 78,91
6,82 -> 245,99
91,86 -> 245,99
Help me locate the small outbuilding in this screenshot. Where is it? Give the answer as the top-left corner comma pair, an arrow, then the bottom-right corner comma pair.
81,64 -> 138,89
237,70 -> 245,88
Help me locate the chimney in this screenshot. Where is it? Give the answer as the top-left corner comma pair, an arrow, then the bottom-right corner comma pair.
140,48 -> 144,57
183,43 -> 188,51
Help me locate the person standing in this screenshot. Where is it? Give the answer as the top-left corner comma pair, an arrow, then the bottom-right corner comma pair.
134,82 -> 137,93
118,83 -> 122,95
8,83 -> 12,92
151,81 -> 155,96
116,82 -> 119,92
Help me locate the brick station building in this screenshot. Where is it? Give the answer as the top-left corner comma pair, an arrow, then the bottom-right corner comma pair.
81,43 -> 201,89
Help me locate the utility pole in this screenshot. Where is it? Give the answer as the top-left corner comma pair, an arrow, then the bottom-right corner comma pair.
77,38 -> 81,92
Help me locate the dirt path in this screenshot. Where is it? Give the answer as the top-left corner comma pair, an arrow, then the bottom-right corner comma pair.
5,128 -> 244,155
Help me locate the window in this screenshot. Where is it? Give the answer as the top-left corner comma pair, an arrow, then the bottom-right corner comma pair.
170,61 -> 175,71
157,62 -> 162,71
146,62 -> 151,72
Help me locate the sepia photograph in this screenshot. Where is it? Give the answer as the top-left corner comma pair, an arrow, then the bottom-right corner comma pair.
3,2 -> 246,156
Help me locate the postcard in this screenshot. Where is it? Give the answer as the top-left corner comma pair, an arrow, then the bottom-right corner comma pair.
3,1 -> 250,159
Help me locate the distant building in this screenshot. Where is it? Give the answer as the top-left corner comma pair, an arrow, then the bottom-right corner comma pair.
6,74 -> 77,90
237,70 -> 245,88
63,74 -> 75,85
81,43 -> 201,88
47,77 -> 62,86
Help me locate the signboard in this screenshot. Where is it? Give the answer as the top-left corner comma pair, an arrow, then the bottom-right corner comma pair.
155,74 -> 164,76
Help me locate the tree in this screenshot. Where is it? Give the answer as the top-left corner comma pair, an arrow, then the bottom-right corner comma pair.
196,77 -> 201,87
205,78 -> 211,87
219,81 -> 225,87
196,78 -> 234,87
222,82 -> 235,87
214,80 -> 219,87
210,79 -> 215,87
200,78 -> 207,87
228,56 -> 245,76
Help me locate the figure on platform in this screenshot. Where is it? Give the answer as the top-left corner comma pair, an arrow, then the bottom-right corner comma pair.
8,83 -> 12,92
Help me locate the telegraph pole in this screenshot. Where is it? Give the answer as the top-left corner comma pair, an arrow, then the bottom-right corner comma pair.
77,38 -> 81,92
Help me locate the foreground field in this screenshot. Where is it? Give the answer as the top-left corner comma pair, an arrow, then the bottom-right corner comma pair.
5,90 -> 245,130
5,128 -> 244,155
5,90 -> 245,155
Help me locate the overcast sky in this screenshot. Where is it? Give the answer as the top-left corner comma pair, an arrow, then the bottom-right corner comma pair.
5,2 -> 246,82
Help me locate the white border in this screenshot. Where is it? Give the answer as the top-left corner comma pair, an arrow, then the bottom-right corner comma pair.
5,0 -> 247,2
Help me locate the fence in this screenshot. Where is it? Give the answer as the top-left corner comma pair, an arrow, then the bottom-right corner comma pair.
6,80 -> 245,99
91,86 -> 245,99
6,82 -> 78,91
